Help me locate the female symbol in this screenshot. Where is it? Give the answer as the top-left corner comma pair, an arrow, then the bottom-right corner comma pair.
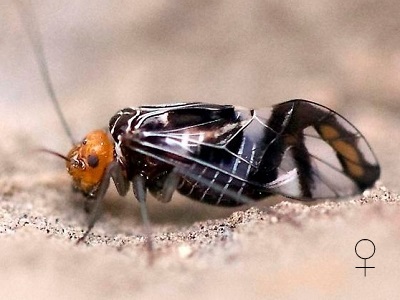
355,239 -> 376,277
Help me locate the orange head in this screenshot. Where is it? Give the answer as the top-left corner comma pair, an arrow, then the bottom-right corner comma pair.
66,129 -> 114,196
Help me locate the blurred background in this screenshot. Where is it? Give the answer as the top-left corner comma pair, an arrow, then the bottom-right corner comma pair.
0,2 -> 399,299
0,0 -> 399,201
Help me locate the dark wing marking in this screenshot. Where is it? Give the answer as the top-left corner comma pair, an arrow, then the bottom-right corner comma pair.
121,100 -> 380,201
253,100 -> 380,199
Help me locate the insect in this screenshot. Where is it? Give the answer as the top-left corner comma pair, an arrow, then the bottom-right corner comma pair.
17,2 -> 380,244
66,99 -> 381,242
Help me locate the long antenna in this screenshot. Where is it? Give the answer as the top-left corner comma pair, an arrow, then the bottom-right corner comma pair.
15,0 -> 75,145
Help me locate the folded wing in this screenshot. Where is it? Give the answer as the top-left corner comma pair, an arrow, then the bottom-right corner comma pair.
123,100 -> 380,201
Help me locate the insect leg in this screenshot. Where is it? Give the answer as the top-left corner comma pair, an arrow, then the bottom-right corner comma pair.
77,161 -> 122,243
156,169 -> 181,203
132,174 -> 154,256
110,164 -> 130,197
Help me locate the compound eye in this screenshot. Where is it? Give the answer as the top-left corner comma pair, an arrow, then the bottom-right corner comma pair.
87,154 -> 99,168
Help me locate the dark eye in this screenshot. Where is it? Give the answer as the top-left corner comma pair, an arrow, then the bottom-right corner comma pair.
87,155 -> 99,168
82,139 -> 87,145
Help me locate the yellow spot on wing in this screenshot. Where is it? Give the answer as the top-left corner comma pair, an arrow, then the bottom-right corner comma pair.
319,124 -> 364,178
331,140 -> 364,178
319,124 -> 340,140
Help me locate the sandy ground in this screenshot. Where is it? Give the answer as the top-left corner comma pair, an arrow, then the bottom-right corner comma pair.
1,1 -> 400,299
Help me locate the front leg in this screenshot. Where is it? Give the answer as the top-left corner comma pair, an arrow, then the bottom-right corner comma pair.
110,162 -> 130,197
78,161 -> 124,243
